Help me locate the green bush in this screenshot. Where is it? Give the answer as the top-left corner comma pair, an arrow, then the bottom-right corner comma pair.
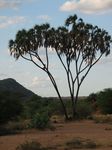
76,100 -> 93,119
30,112 -> 50,129
87,93 -> 97,103
97,88 -> 112,114
23,97 -> 61,119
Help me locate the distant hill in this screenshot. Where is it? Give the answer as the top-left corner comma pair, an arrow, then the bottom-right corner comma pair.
0,78 -> 37,101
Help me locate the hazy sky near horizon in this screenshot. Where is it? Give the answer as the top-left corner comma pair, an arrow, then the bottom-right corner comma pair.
0,0 -> 112,97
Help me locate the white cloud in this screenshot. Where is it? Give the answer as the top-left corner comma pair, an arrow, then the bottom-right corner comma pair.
30,76 -> 51,90
98,56 -> 112,65
0,0 -> 35,10
37,15 -> 51,21
60,1 -> 77,12
0,0 -> 21,9
0,16 -> 26,29
0,73 -> 7,78
60,0 -> 112,14
31,75 -> 59,88
32,76 -> 49,86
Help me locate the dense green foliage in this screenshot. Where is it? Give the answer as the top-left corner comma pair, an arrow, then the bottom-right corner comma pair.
87,93 -> 97,103
1,85 -> 112,130
87,89 -> 112,114
76,100 -> 93,119
23,95 -> 43,118
0,91 -> 23,124
23,96 -> 63,119
30,112 -> 50,129
97,88 -> 112,114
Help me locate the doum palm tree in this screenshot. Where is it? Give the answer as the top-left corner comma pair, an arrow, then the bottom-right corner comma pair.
9,14 -> 112,120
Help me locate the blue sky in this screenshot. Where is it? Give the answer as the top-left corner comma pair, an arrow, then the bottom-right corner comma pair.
0,0 -> 112,97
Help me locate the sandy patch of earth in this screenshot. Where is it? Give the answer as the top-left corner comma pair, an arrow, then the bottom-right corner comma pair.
0,120 -> 112,150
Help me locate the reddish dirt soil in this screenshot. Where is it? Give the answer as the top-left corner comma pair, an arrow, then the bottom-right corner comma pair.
0,120 -> 112,150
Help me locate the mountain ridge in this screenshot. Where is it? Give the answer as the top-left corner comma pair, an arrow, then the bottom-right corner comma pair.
0,78 -> 37,101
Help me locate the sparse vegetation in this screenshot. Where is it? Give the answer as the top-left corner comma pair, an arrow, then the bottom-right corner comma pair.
16,140 -> 59,150
0,78 -> 112,150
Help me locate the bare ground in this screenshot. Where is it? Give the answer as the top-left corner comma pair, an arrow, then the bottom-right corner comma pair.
0,120 -> 112,150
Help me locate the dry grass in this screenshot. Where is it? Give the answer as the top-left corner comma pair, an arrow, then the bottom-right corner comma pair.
93,114 -> 112,124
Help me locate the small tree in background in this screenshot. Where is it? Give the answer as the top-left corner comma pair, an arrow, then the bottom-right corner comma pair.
9,14 -> 112,120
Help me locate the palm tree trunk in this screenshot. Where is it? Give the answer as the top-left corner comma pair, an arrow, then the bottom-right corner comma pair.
47,71 -> 69,120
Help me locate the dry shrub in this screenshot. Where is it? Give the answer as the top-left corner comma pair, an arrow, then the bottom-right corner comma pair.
50,115 -> 64,123
6,120 -> 30,131
93,114 -> 112,124
16,140 -> 58,150
16,140 -> 47,150
66,137 -> 99,149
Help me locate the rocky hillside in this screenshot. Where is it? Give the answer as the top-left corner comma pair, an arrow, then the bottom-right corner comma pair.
0,78 -> 37,101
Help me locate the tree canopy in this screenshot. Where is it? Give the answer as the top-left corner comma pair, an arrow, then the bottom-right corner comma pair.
9,14 -> 112,119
